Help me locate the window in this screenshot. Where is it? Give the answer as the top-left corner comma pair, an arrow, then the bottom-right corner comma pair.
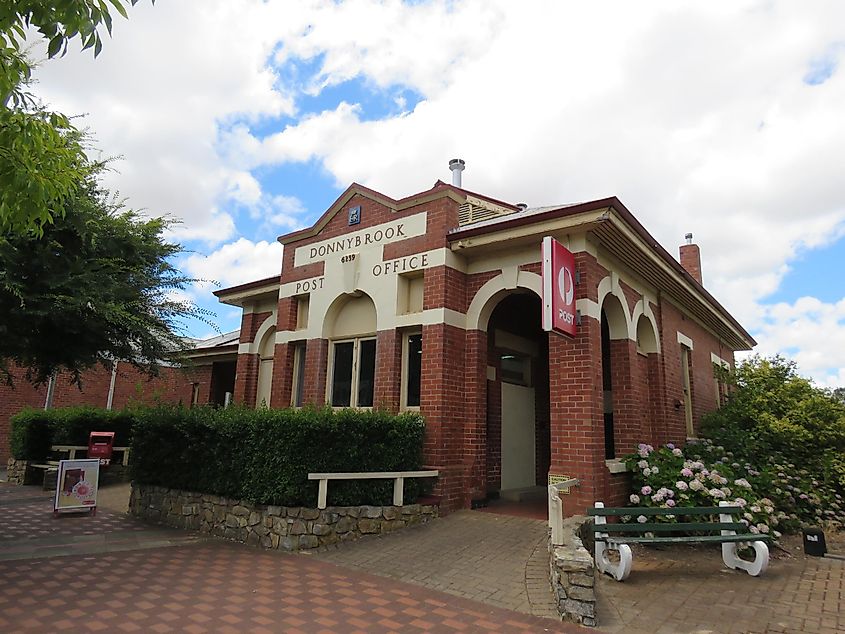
329,338 -> 376,407
681,346 -> 694,437
291,342 -> 306,407
402,332 -> 422,408
499,351 -> 531,386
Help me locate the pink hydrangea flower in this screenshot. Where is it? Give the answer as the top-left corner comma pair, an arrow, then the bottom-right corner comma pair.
630,494 -> 640,504
637,515 -> 647,523
641,486 -> 652,495
676,481 -> 688,491
666,499 -> 676,507
681,468 -> 693,478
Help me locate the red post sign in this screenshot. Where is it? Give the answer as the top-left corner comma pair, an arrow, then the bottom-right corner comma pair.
542,236 -> 577,336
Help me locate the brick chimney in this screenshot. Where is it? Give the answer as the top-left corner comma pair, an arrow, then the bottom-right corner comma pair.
680,233 -> 702,285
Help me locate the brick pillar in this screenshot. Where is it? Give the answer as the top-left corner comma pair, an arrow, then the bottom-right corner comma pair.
463,330 -> 488,503
234,353 -> 259,406
609,338 -> 640,457
270,342 -> 295,408
420,323 -> 466,512
302,338 -> 328,405
548,316 -> 607,517
374,329 -> 401,412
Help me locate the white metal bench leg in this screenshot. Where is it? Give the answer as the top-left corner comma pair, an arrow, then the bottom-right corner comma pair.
548,485 -> 564,545
594,502 -> 632,581
719,502 -> 768,576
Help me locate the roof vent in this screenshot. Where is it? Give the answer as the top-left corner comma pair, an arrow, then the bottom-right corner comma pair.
449,158 -> 465,188
517,203 -> 528,211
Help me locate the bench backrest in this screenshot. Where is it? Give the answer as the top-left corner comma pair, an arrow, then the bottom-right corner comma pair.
588,505 -> 747,536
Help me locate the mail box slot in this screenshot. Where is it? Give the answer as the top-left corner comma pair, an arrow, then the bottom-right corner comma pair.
88,431 -> 115,462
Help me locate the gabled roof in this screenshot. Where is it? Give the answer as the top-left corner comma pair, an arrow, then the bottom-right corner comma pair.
277,181 -> 470,245
449,196 -> 756,350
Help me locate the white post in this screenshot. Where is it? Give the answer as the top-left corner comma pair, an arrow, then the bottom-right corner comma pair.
393,477 -> 404,506
548,485 -> 564,545
317,479 -> 328,510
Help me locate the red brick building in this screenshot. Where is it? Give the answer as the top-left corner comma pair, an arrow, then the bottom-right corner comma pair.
214,165 -> 755,514
0,333 -> 238,465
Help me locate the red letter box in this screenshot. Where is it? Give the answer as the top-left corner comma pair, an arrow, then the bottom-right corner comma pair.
88,431 -> 115,465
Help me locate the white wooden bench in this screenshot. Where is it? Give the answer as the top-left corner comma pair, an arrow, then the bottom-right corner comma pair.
51,445 -> 132,466
307,470 -> 439,509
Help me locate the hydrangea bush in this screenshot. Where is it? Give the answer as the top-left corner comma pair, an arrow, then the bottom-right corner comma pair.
624,442 -> 781,537
624,439 -> 844,535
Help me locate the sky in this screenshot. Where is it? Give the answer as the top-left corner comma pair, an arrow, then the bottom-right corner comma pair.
26,0 -> 845,388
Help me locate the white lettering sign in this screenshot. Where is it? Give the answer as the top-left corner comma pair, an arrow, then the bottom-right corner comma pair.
294,213 -> 427,267
371,253 -> 430,277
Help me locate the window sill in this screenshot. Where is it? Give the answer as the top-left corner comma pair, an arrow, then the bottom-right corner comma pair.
605,459 -> 629,474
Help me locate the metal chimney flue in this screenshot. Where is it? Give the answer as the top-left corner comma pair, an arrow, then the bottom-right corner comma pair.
449,158 -> 465,187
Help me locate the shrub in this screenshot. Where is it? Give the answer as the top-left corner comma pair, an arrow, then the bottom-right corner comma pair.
10,406 -> 134,460
624,442 -> 781,537
701,355 -> 845,531
130,405 -> 428,507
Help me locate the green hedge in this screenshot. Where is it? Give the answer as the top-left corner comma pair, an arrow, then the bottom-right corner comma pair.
130,405 -> 427,507
10,406 -> 134,460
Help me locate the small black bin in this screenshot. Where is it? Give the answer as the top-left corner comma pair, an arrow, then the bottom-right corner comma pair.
802,527 -> 827,557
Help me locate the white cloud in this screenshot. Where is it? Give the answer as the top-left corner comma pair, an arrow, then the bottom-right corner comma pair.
182,239 -> 282,289
751,296 -> 845,387
25,0 -> 845,382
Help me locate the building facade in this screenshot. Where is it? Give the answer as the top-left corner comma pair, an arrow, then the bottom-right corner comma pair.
215,172 -> 755,514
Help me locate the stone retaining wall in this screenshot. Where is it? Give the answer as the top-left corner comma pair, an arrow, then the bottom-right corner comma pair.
6,458 -> 28,485
130,484 -> 438,551
549,515 -> 597,627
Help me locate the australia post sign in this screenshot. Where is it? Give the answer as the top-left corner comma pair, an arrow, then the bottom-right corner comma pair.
542,236 -> 577,337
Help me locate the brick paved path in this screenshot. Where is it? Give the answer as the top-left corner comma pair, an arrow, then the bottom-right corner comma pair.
595,536 -> 845,634
315,510 -> 559,619
0,483 -> 575,632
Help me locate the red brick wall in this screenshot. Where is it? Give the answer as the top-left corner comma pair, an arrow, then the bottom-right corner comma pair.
301,339 -> 328,405
1,361 -> 211,462
374,329 -> 401,411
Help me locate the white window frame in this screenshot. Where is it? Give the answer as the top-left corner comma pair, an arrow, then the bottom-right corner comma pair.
400,329 -> 422,411
327,336 -> 377,408
290,341 -> 306,408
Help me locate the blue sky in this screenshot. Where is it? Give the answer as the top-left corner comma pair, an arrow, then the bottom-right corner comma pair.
30,0 -> 845,387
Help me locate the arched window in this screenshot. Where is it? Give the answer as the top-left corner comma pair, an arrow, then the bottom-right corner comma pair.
327,294 -> 377,408
255,326 -> 275,408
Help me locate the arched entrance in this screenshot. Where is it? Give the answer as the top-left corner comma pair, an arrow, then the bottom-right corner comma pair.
486,292 -> 550,502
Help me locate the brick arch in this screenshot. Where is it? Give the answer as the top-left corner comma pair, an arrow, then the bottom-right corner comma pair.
631,299 -> 661,354
466,270 -> 542,332
597,275 -> 632,340
247,314 -> 277,354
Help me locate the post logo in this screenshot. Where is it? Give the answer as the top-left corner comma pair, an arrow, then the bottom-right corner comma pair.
542,236 -> 577,337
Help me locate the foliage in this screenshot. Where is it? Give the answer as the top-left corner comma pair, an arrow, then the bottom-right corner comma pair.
130,405 -> 428,507
624,442 -> 782,536
624,355 -> 845,535
0,160 -> 206,385
10,405 -> 134,460
0,1 -> 142,235
701,355 -> 845,530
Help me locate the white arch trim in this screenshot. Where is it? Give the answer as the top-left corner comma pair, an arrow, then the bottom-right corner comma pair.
631,298 -> 661,354
466,269 -> 542,332
597,274 -> 634,341
246,313 -> 278,356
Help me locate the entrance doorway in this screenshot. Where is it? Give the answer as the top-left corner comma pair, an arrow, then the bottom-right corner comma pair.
486,292 -> 550,509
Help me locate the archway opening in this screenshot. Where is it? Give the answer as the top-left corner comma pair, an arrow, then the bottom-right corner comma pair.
325,293 -> 377,407
485,291 -> 550,506
600,293 -> 627,459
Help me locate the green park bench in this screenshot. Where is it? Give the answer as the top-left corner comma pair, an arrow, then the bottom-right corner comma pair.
587,501 -> 770,581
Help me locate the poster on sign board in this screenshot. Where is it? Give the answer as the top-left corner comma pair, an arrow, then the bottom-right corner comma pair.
54,459 -> 100,513
541,236 -> 577,337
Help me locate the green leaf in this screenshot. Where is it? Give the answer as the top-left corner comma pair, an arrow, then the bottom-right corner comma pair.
46,34 -> 63,58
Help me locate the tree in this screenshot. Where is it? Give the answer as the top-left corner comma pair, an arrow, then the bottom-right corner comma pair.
0,159 -> 206,386
1,1 -> 142,235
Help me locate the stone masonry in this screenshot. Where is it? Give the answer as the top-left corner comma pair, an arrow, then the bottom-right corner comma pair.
549,514 -> 596,627
130,484 -> 438,551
